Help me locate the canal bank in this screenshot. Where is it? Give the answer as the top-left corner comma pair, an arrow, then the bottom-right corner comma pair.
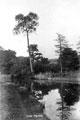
0,74 -> 50,120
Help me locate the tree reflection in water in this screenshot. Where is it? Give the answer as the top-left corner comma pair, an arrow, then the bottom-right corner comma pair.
57,82 -> 80,120
33,82 -> 80,120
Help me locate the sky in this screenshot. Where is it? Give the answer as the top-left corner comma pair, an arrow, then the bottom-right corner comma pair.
0,0 -> 80,58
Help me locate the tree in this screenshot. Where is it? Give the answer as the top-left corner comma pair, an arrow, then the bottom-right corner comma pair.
0,49 -> 16,74
0,46 -> 4,51
54,33 -> 68,73
13,12 -> 39,73
62,83 -> 80,106
29,44 -> 38,62
59,47 -> 79,71
29,44 -> 42,63
10,56 -> 31,86
76,40 -> 80,55
57,83 -> 75,120
29,44 -> 50,73
33,57 -> 50,74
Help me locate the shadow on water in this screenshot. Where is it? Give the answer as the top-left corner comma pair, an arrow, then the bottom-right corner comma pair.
33,81 -> 80,120
1,77 -> 80,120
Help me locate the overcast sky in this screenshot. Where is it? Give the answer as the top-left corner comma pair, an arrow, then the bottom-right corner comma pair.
0,0 -> 80,58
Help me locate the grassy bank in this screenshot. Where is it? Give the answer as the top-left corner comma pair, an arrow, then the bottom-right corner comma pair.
34,71 -> 80,85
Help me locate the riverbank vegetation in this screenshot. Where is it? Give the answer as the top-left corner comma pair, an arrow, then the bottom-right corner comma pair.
0,46 -> 79,85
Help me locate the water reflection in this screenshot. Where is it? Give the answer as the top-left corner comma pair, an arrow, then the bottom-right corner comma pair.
1,79 -> 80,120
59,83 -> 80,105
58,83 -> 80,120
34,82 -> 80,120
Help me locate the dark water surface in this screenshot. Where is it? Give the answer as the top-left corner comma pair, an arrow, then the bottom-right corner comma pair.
34,82 -> 80,120
0,77 -> 80,120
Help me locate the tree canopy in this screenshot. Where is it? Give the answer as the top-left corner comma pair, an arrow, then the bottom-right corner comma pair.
13,12 -> 39,34
58,47 -> 79,71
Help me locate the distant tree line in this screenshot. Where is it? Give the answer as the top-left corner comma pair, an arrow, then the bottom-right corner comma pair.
0,43 -> 79,87
0,44 -> 79,76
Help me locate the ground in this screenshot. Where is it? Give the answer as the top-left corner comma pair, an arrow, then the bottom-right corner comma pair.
0,73 -> 50,120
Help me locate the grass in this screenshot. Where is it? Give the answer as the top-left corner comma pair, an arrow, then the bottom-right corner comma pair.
34,71 -> 80,85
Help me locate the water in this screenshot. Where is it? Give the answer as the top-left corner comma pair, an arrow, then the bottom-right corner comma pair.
0,75 -> 80,120
34,82 -> 80,120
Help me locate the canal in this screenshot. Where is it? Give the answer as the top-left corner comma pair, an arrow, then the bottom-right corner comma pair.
0,75 -> 80,120
34,82 -> 80,120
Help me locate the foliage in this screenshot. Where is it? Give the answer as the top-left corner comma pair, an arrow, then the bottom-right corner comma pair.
29,44 -> 42,63
13,12 -> 39,73
55,33 -> 68,54
63,83 -> 80,105
29,44 -> 51,74
54,33 -> 69,73
49,63 -> 60,73
58,47 -> 79,71
0,46 -> 4,51
10,57 -> 30,75
0,48 -> 32,86
10,57 -> 32,86
77,40 -> 80,55
57,83 -> 80,120
13,12 -> 39,34
58,82 -> 80,118
33,57 -> 50,74
0,49 -> 16,74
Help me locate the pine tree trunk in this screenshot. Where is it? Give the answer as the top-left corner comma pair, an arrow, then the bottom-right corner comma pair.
26,31 -> 33,73
26,31 -> 34,93
59,39 -> 63,74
